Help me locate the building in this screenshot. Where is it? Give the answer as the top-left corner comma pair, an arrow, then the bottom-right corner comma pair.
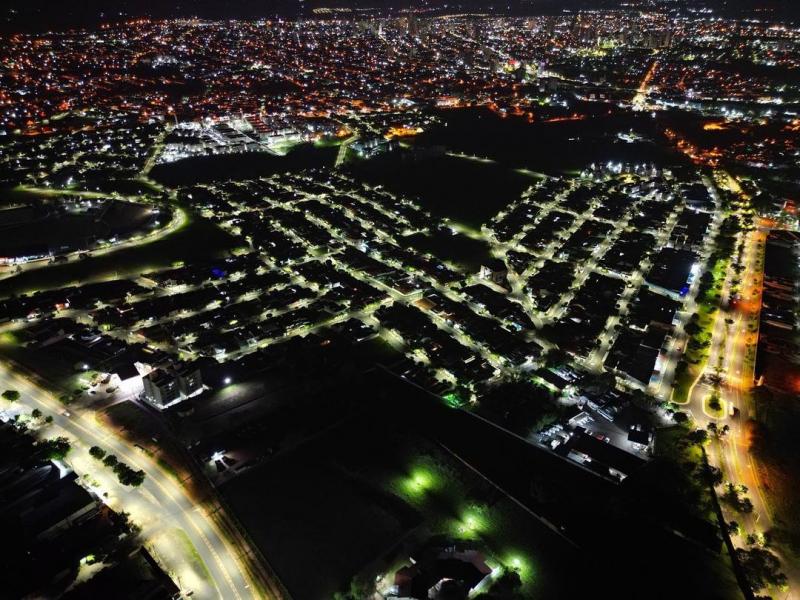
175,362 -> 203,397
628,423 -> 654,451
352,136 -> 398,159
143,369 -> 181,407
142,361 -> 203,408
1,462 -> 99,542
478,259 -> 508,287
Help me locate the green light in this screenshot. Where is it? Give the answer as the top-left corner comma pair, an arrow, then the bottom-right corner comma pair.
400,467 -> 437,501
505,553 -> 532,581
0,332 -> 18,346
443,393 -> 464,409
453,505 -> 489,539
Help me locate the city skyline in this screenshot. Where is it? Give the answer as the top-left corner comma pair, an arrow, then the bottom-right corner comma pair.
0,5 -> 798,600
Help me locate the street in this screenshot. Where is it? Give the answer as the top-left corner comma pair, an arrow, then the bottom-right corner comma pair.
0,364 -> 264,600
682,218 -> 799,599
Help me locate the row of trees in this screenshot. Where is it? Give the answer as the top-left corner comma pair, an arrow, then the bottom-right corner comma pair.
4,388 -> 145,485
89,446 -> 146,487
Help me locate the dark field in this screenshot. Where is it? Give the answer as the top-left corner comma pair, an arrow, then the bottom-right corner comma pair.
347,107 -> 688,229
417,107 -> 686,175
0,212 -> 240,297
403,229 -> 494,272
222,408 -> 578,599
150,144 -> 337,186
222,437 -> 420,599
349,153 -> 533,228
0,200 -> 155,255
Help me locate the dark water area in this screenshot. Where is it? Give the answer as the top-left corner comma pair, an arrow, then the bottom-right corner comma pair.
1,213 -> 239,296
0,201 -> 152,255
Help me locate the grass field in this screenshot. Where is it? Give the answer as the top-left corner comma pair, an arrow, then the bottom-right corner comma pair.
348,154 -> 532,229
0,211 -> 241,297
223,414 -> 574,599
150,145 -> 337,186
655,425 -> 717,522
223,453 -> 417,599
151,527 -> 213,593
403,229 -> 493,272
673,257 -> 730,403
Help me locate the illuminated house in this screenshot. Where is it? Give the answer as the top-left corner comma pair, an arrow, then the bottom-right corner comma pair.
478,259 -> 508,287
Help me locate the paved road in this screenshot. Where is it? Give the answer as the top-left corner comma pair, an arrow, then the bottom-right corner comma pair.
686,222 -> 799,599
716,226 -> 800,600
0,364 -> 262,600
334,134 -> 358,168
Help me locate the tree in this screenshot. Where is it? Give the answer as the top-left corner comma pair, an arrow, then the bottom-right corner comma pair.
544,348 -> 569,368
116,511 -> 141,537
130,470 -> 146,487
689,428 -> 709,445
39,436 -> 71,460
113,462 -> 146,487
631,389 -> 659,410
722,483 -> 754,513
492,568 -> 523,596
89,446 -> 106,460
45,415 -> 53,424
707,465 -> 723,486
684,321 -> 701,336
727,521 -> 741,536
478,379 -> 563,434
103,454 -> 119,468
673,411 -> 689,424
739,497 -> 754,514
31,409 -> 42,419
334,573 -> 374,600
675,359 -> 688,377
2,389 -> 20,402
736,547 -> 787,592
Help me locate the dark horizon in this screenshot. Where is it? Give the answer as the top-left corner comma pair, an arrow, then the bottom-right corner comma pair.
2,0 -> 799,33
